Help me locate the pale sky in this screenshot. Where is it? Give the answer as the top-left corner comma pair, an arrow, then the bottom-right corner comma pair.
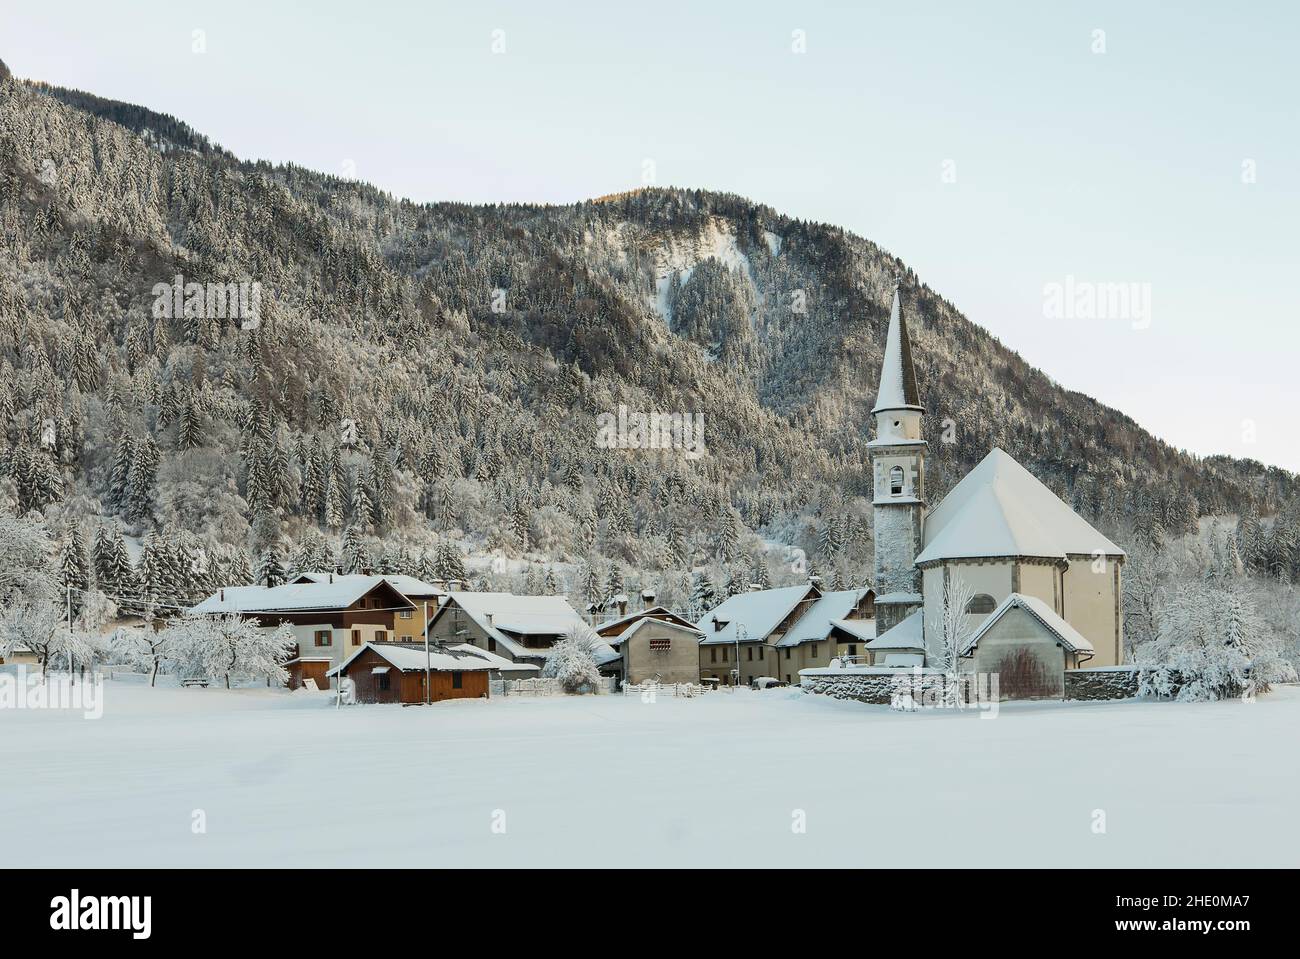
6,1 -> 1298,472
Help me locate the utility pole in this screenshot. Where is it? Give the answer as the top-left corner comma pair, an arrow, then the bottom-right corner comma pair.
735,623 -> 746,689
423,600 -> 431,705
66,581 -> 74,686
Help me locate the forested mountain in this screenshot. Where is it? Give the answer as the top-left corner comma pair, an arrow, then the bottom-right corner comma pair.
2,62 -> 1298,618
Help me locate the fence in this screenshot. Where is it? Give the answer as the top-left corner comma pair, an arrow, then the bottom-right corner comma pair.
621,680 -> 706,698
489,676 -> 617,697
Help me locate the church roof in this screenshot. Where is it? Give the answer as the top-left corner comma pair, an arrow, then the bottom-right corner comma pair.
916,448 -> 1126,565
871,283 -> 923,414
960,593 -> 1094,656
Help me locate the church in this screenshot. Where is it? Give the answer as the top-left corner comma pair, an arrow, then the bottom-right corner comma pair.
864,282 -> 1126,698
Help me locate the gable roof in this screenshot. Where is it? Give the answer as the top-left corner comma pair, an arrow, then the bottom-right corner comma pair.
594,605 -> 698,635
606,617 -> 704,647
829,618 -> 877,643
871,283 -> 923,414
774,588 -> 871,647
960,593 -> 1094,656
916,448 -> 1126,565
695,584 -> 818,646
293,572 -> 445,598
327,641 -> 532,676
191,576 -> 415,615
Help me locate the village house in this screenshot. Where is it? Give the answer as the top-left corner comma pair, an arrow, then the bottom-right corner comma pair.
290,572 -> 446,643
426,591 -> 619,673
191,576 -> 420,690
327,641 -> 528,704
595,606 -> 703,685
696,584 -> 875,686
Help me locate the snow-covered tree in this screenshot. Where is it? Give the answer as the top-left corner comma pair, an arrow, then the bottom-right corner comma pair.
931,572 -> 976,706
541,624 -> 603,693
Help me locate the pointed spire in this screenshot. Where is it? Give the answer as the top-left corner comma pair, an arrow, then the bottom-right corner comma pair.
871,277 -> 922,413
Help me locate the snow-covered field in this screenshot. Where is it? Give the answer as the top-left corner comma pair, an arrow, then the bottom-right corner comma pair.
4,677 -> 1299,868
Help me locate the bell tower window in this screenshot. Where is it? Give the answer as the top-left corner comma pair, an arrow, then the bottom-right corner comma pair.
889,466 -> 904,496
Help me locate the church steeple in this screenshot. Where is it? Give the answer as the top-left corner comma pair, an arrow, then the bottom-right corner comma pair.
872,279 -> 923,414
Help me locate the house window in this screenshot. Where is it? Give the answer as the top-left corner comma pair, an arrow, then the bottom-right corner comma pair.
314,630 -> 332,647
351,629 -> 362,646
784,648 -> 791,660
399,610 -> 413,620
711,649 -> 717,663
488,638 -> 497,652
746,647 -> 753,661
375,630 -> 387,643
452,671 -> 463,690
848,644 -> 857,657
966,594 -> 997,614
722,648 -> 729,662
889,466 -> 904,496
758,646 -> 764,660
812,643 -> 819,657
649,638 -> 671,651
377,672 -> 391,691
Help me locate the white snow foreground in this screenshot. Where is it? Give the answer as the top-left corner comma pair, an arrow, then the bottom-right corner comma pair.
3,680 -> 1299,868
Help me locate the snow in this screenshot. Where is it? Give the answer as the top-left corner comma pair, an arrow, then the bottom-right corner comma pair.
438,592 -> 618,665
762,230 -> 782,257
871,285 -> 923,414
326,641 -> 526,676
191,577 -> 413,614
916,448 -> 1126,565
648,217 -> 756,324
963,593 -> 1094,655
829,618 -> 876,642
605,616 -> 702,647
774,588 -> 869,647
7,678 -> 1299,867
695,584 -> 813,645
295,572 -> 444,597
866,609 -> 926,651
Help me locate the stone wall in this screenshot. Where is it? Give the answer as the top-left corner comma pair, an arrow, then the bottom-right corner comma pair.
1063,667 -> 1142,701
801,669 -> 947,705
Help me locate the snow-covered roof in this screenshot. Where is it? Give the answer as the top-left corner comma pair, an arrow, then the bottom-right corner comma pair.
775,588 -> 870,647
327,641 -> 533,677
295,572 -> 445,597
434,592 -> 618,663
865,609 -> 926,651
960,593 -> 1095,656
871,284 -> 923,414
695,584 -> 817,646
916,448 -> 1126,565
606,617 -> 704,647
829,618 -> 877,642
192,577 -> 414,615
873,591 -> 922,605
594,605 -> 697,634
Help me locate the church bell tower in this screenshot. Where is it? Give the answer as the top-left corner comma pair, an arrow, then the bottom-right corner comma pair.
869,280 -> 926,634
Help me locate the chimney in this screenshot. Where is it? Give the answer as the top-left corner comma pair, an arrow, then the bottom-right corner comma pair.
486,612 -> 494,627
219,588 -> 224,602
328,572 -> 334,584
808,575 -> 822,586
641,588 -> 656,610
747,583 -> 762,592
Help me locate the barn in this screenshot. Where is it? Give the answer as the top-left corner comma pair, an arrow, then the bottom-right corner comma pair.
326,641 -> 528,704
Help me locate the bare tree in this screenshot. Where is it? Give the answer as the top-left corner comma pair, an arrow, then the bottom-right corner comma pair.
932,571 -> 976,706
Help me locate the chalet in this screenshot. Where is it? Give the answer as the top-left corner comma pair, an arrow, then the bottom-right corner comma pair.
191,576 -> 418,690
595,606 -> 703,685
327,641 -> 530,704
426,591 -> 618,672
291,572 -> 445,642
696,584 -> 875,686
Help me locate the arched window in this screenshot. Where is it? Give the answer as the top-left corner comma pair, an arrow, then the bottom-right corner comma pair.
965,594 -> 997,614
889,466 -> 904,496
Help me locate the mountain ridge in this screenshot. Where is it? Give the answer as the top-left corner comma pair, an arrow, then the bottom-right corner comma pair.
1,65 -> 1296,612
